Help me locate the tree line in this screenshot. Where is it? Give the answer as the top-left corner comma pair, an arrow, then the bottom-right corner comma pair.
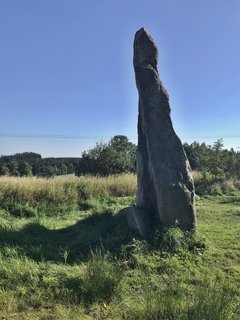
0,152 -> 79,177
0,136 -> 135,178
0,136 -> 239,179
183,139 -> 240,179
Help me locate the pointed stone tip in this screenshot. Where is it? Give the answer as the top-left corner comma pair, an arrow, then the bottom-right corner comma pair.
136,27 -> 148,34
134,28 -> 158,67
135,27 -> 151,41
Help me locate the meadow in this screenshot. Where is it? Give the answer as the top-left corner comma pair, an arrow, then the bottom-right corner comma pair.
0,174 -> 239,319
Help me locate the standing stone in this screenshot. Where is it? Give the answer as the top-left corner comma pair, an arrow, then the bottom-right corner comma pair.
133,27 -> 196,232
118,28 -> 196,237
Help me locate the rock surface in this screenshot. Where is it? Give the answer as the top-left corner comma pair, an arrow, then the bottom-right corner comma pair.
118,206 -> 152,239
122,28 -> 196,237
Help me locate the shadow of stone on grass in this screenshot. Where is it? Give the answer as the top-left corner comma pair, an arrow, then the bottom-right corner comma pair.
0,212 -> 133,263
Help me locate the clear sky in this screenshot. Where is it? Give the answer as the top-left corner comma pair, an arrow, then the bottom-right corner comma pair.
0,0 -> 240,157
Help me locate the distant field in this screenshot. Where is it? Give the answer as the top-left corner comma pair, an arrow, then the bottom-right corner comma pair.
0,175 -> 239,319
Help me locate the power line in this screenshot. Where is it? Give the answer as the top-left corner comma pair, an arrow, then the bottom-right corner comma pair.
0,133 -> 111,140
0,132 -> 239,140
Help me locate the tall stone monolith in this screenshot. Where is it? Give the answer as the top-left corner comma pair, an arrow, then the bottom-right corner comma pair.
119,28 -> 196,237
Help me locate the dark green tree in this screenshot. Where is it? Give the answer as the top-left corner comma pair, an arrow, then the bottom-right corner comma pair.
184,141 -> 211,170
59,163 -> 68,175
40,165 -> 58,177
206,139 -> 226,179
67,163 -> 75,174
19,161 -> 33,177
0,164 -> 10,176
9,160 -> 20,176
225,148 -> 239,178
77,135 -> 136,176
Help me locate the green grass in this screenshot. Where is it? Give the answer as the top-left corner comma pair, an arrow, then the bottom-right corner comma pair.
0,176 -> 239,319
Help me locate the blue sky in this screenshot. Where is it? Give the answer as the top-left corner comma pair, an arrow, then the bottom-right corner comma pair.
0,0 -> 240,157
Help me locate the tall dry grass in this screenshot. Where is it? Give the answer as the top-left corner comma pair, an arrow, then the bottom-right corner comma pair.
1,171 -> 239,212
0,174 -> 136,209
192,171 -> 239,195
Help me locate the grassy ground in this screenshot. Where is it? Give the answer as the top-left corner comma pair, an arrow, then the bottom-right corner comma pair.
0,176 -> 239,319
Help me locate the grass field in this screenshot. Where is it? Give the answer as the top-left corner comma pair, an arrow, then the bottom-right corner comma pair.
0,175 -> 239,319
